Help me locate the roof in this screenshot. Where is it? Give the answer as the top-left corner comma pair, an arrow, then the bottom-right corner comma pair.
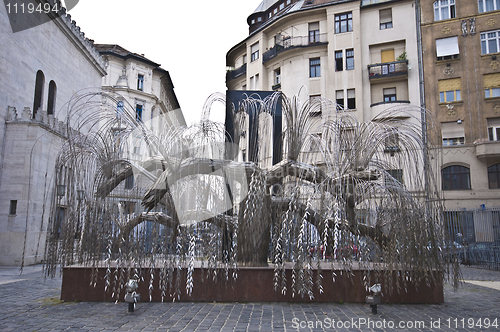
253,0 -> 280,13
94,44 -> 161,68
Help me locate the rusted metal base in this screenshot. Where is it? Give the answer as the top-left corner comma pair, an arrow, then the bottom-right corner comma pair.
60,265 -> 443,303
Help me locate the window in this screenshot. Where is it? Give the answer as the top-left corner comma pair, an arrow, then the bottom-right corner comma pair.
122,201 -> 136,214
379,8 -> 393,29
309,95 -> 322,117
479,0 -> 500,13
346,49 -> 354,70
257,16 -> 262,22
488,164 -> 500,189
383,88 -> 397,102
274,68 -> 281,85
347,89 -> 356,109
484,73 -> 500,98
434,0 -> 456,21
250,43 -> 259,62
335,50 -> 343,71
117,101 -> 124,116
336,90 -> 344,108
441,121 -> 465,145
251,43 -> 259,62
481,30 -> 500,54
9,200 -> 17,215
443,137 -> 465,145
125,175 -> 134,189
436,36 -> 459,60
280,3 -> 284,10
442,165 -> 471,190
386,169 -> 403,186
310,58 -> 321,78
385,132 -> 400,154
335,12 -> 353,33
243,54 -> 247,64
438,78 -> 461,102
487,118 -> 500,141
137,74 -> 144,91
136,104 -> 143,122
309,22 -> 320,44
47,80 -> 56,115
33,70 -> 45,117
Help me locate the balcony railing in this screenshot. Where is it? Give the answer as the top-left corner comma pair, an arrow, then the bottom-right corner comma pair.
263,33 -> 328,63
226,63 -> 247,82
367,60 -> 408,81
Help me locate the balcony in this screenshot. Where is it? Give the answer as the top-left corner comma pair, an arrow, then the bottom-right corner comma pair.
367,60 -> 408,82
475,140 -> 500,158
263,33 -> 328,64
226,63 -> 247,83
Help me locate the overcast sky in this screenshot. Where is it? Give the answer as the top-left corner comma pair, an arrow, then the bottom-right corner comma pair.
69,1 -> 261,125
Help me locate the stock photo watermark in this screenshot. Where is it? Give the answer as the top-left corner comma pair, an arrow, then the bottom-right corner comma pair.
290,317 -> 499,330
3,0 -> 79,33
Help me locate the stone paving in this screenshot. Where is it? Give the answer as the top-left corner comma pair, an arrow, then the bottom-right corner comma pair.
0,265 -> 499,331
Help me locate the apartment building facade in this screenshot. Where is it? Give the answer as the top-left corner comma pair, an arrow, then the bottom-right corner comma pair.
421,0 -> 500,210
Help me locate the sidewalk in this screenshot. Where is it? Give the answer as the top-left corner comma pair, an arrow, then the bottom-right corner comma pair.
0,265 -> 499,331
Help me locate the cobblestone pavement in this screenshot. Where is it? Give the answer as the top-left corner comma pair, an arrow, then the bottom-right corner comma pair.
0,265 -> 499,331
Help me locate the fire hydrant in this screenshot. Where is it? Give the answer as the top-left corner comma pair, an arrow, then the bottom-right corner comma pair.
365,283 -> 381,314
124,279 -> 140,313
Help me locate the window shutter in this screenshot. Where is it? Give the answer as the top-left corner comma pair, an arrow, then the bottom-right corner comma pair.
436,37 -> 459,57
487,117 -> 500,127
438,78 -> 461,91
441,122 -> 465,138
309,22 -> 319,31
383,87 -> 396,95
251,43 -> 259,54
484,73 -> 500,89
381,49 -> 395,63
379,9 -> 392,24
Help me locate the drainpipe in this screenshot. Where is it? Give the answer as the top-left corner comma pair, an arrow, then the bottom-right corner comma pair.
415,0 -> 430,204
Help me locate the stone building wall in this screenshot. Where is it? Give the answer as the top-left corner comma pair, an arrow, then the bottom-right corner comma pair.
0,1 -> 105,265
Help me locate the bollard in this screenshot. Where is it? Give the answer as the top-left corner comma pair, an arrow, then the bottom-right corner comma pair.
365,283 -> 381,314
124,279 -> 140,313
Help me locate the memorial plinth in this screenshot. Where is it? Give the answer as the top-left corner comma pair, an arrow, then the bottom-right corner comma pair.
61,264 -> 443,304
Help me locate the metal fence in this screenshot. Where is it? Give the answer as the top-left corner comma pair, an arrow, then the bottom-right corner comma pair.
445,207 -> 500,269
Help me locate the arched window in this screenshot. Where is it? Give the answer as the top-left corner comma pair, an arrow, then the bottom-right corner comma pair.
488,164 -> 500,189
442,165 -> 471,190
33,70 -> 45,117
47,80 -> 56,115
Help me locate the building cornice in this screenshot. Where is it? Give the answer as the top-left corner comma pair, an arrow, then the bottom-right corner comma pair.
421,10 -> 500,28
45,0 -> 107,76
227,0 -> 358,61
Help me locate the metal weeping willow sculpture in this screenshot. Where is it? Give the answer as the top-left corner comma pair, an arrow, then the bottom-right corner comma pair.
44,90 -> 458,302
